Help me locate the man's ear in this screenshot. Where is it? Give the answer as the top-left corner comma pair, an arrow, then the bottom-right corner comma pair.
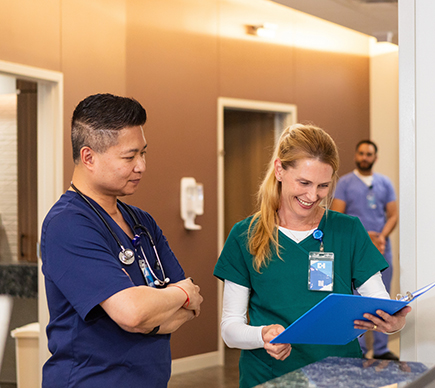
80,146 -> 95,169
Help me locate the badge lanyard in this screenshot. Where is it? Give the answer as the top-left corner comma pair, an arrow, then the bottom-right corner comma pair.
366,185 -> 377,209
308,229 -> 334,292
70,183 -> 170,287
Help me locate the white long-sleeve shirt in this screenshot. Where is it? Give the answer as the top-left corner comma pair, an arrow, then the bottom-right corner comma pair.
221,272 -> 389,349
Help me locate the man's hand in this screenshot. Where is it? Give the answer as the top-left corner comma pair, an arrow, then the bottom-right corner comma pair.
170,278 -> 203,317
368,231 -> 386,254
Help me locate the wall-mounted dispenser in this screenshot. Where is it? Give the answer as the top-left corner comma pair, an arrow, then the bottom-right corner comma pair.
180,177 -> 204,230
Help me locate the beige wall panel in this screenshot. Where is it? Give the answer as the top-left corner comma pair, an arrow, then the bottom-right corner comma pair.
370,47 -> 399,298
0,0 -> 61,70
61,0 -> 127,186
126,0 -> 219,359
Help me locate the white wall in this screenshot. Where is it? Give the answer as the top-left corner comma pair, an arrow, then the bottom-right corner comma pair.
399,0 -> 435,364
0,92 -> 18,262
369,40 -> 400,298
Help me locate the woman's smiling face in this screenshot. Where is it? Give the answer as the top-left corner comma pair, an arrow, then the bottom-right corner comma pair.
275,157 -> 333,222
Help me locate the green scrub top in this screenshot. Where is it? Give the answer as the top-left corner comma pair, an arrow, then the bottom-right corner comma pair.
214,210 -> 388,388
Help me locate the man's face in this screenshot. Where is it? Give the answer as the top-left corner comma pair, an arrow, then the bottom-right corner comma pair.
92,125 -> 147,197
355,143 -> 377,172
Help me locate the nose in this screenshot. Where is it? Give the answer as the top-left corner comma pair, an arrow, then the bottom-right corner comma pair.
134,154 -> 146,173
306,186 -> 318,202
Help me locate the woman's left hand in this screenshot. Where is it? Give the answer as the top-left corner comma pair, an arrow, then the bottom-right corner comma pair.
262,324 -> 292,361
354,306 -> 412,334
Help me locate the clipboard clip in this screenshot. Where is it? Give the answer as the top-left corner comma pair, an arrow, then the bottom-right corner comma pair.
396,291 -> 414,302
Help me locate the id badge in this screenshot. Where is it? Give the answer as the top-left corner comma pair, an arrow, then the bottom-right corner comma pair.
308,251 -> 334,291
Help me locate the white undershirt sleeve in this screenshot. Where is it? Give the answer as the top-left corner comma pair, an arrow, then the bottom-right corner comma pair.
221,272 -> 389,349
357,272 -> 406,334
356,271 -> 390,299
221,280 -> 265,349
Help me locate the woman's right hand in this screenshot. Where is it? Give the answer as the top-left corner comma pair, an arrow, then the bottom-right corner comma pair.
262,324 -> 292,361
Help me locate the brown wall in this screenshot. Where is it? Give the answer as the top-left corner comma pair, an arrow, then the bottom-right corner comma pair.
0,0 -> 369,360
125,0 -> 220,358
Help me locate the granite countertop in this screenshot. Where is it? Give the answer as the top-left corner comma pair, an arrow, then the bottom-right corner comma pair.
0,262 -> 38,298
255,357 -> 432,388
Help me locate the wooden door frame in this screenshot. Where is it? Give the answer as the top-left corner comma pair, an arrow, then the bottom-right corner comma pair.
0,59 -> 63,385
216,97 -> 297,365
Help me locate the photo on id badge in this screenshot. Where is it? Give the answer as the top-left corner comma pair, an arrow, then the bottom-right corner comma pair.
308,252 -> 334,291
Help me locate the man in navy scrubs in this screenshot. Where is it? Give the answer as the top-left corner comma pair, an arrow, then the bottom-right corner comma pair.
41,93 -> 203,387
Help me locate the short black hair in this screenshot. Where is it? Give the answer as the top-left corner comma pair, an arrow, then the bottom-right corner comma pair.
71,93 -> 147,163
356,139 -> 378,154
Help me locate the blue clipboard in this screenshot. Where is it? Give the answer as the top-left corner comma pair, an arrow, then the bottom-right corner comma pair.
271,281 -> 435,345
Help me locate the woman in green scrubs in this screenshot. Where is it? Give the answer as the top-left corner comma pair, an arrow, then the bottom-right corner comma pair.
214,124 -> 410,388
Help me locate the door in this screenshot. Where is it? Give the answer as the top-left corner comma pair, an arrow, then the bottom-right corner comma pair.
17,79 -> 37,262
224,109 -> 276,238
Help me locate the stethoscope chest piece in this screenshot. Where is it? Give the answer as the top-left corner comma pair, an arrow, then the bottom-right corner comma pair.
119,249 -> 135,265
70,183 -> 169,283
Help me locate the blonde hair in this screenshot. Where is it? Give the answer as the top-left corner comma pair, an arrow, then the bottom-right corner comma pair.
248,123 -> 339,272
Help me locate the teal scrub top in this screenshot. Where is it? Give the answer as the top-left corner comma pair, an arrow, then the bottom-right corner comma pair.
214,210 -> 388,388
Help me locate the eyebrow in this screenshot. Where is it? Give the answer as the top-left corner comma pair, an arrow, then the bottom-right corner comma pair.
122,144 -> 147,154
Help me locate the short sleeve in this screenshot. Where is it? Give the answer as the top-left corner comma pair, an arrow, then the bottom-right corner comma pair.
384,177 -> 396,204
42,208 -> 134,321
214,221 -> 252,289
334,176 -> 348,202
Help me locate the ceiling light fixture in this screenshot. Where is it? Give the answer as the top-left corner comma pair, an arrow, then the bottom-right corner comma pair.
373,31 -> 394,43
247,23 -> 278,38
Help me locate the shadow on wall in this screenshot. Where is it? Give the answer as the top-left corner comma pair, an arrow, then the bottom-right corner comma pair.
0,215 -> 12,262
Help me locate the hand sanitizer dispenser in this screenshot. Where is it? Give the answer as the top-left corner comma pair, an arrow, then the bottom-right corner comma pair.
180,177 -> 204,230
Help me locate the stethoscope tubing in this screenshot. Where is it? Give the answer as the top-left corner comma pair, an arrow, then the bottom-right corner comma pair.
70,183 -> 129,255
70,183 -> 169,286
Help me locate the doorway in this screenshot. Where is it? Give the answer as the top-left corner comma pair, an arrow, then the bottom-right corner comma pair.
17,80 -> 38,263
224,109 -> 276,238
217,97 -> 297,364
0,59 -> 63,384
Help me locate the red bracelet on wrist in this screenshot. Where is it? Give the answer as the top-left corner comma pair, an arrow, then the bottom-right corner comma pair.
173,285 -> 190,308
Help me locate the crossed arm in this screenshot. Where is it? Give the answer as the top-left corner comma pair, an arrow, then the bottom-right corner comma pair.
101,277 -> 203,335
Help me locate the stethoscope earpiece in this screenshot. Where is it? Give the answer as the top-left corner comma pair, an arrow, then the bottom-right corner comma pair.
154,278 -> 170,287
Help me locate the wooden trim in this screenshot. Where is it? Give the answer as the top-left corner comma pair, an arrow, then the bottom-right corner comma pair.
172,351 -> 220,375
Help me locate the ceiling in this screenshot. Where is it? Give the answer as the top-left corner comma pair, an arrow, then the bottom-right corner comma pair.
269,0 -> 398,44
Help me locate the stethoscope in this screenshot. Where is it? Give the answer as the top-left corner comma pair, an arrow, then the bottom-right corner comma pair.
70,183 -> 170,287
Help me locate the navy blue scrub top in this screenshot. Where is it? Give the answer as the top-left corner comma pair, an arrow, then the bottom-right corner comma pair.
41,191 -> 185,388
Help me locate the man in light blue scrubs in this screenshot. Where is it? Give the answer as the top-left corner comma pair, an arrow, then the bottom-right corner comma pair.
331,140 -> 398,360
